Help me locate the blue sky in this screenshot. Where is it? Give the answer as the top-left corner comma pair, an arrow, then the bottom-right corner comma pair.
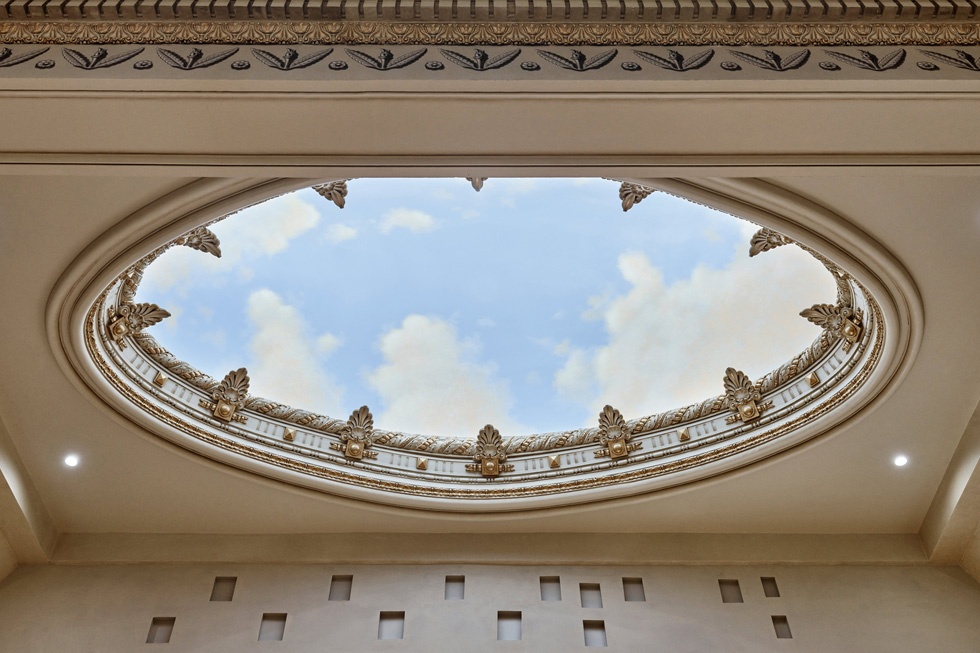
137,178 -> 835,437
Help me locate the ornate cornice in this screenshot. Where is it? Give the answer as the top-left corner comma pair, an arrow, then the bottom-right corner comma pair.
2,20 -> 980,46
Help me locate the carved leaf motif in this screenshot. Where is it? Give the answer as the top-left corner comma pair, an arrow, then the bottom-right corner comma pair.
124,303 -> 171,330
347,48 -> 427,71
536,49 -> 578,70
723,367 -> 760,408
475,424 -> 505,461
597,405 -> 630,445
800,303 -> 841,329
536,49 -> 617,71
467,177 -> 486,191
748,228 -> 791,257
619,182 -> 654,212
213,367 -> 250,408
919,49 -> 980,71
635,49 -> 715,71
729,49 -> 810,72
440,48 -> 521,71
252,48 -> 333,70
346,49 -> 382,69
313,180 -> 349,208
0,47 -> 49,68
157,47 -> 238,70
583,49 -> 618,70
182,227 -> 221,258
344,405 -> 375,444
824,49 -> 906,71
63,47 -> 144,70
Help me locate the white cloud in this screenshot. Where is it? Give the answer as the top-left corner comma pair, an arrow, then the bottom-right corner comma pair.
316,333 -> 342,356
554,240 -> 837,420
139,195 -> 322,295
245,289 -> 345,416
461,210 -> 480,219
380,208 -> 437,234
163,305 -> 183,330
477,317 -> 496,328
324,223 -> 357,244
499,178 -> 538,208
366,315 -> 527,437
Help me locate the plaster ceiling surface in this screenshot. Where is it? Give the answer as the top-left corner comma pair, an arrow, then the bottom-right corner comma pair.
0,168 -> 977,535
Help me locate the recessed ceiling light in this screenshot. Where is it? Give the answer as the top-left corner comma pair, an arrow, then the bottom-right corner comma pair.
64,454 -> 79,467
893,455 -> 908,467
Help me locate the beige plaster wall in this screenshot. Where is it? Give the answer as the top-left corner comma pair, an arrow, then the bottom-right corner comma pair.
0,533 -> 15,585
0,562 -> 978,652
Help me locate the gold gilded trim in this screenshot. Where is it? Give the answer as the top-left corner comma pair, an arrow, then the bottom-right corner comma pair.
2,21 -> 980,46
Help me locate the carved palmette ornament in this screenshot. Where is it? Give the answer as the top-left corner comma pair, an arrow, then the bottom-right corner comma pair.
200,367 -> 250,423
748,227 -> 792,257
107,301 -> 171,349
723,367 -> 772,424
800,303 -> 863,353
595,405 -> 642,459
466,424 -> 514,476
333,405 -> 378,460
313,180 -> 349,209
177,226 -> 221,258
619,182 -> 654,212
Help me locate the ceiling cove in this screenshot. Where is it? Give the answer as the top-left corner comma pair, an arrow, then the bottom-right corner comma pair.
49,176 -> 920,513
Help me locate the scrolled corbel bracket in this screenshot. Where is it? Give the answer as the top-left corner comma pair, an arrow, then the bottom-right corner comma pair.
313,180 -> 350,209
176,226 -> 221,258
466,424 -> 513,476
594,405 -> 641,460
748,227 -> 792,257
199,367 -> 249,424
723,367 -> 773,425
330,405 -> 378,460
618,182 -> 654,212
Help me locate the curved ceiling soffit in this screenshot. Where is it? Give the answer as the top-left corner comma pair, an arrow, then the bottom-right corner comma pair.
48,176 -> 920,513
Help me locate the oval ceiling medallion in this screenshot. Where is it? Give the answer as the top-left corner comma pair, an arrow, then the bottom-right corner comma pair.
56,177 -> 917,513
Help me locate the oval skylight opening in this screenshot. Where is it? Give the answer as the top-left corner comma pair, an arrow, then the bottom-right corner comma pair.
135,178 -> 835,437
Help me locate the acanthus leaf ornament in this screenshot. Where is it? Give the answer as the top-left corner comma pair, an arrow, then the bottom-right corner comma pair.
465,424 -> 513,476
313,180 -> 349,209
748,227 -> 792,257
619,182 -> 654,212
177,226 -> 221,258
107,301 -> 171,349
199,367 -> 250,423
594,405 -> 641,460
330,405 -> 378,460
723,367 -> 773,424
467,177 -> 486,192
800,303 -> 863,352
